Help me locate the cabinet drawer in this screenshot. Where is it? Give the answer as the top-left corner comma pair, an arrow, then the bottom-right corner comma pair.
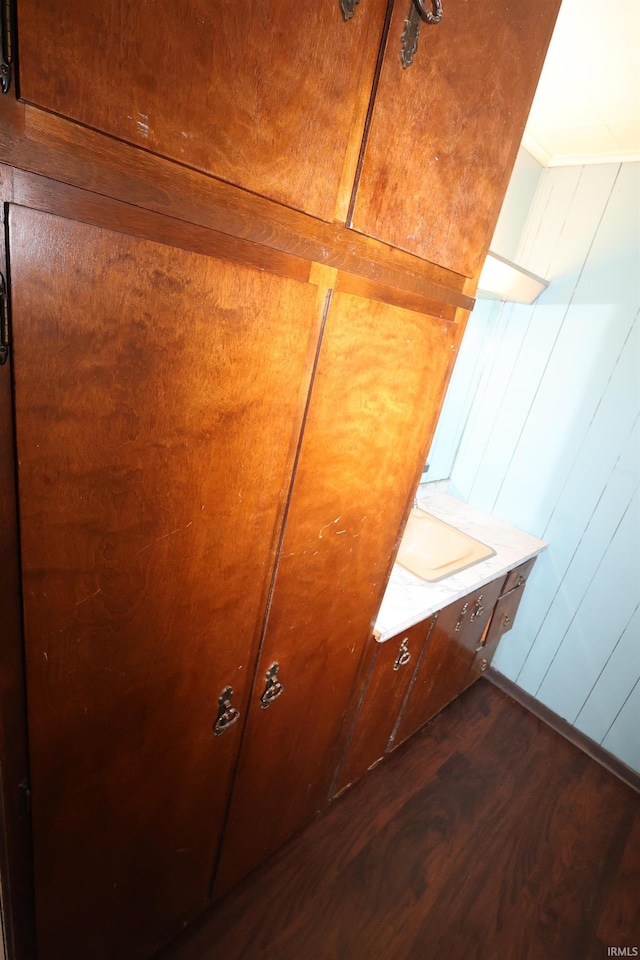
501,557 -> 536,596
462,557 -> 537,690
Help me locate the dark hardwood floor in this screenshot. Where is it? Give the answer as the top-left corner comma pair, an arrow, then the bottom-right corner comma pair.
165,679 -> 640,960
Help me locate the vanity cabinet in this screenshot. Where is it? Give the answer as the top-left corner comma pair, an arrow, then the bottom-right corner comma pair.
335,560 -> 537,794
391,578 -> 505,748
461,557 -> 536,690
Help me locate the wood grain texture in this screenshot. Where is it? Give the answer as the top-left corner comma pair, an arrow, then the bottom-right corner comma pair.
10,205 -> 322,960
461,558 -> 536,691
392,579 -> 504,749
10,168 -> 313,285
487,670 -> 640,796
213,292 -> 459,896
351,0 -> 561,277
163,681 -> 640,960
16,0 -> 389,223
334,619 -> 433,795
0,102 -> 475,308
0,177 -> 37,960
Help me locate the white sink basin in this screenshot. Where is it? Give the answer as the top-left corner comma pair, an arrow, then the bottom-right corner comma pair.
396,508 -> 495,582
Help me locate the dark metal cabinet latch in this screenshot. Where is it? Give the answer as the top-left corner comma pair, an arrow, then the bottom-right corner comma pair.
469,595 -> 485,622
454,601 -> 469,632
393,637 -> 412,671
339,0 -> 360,21
214,686 -> 240,736
260,662 -> 284,709
401,0 -> 443,69
0,0 -> 13,94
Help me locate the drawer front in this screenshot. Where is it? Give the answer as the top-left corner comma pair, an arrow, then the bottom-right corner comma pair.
501,557 -> 536,596
462,558 -> 537,690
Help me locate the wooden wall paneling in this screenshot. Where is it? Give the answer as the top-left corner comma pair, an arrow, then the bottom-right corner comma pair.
517,420 -> 640,693
574,607 -> 640,747
512,327 -> 640,682
534,486 -> 639,721
490,165 -> 635,532
450,300 -> 525,503
601,681 -> 640,775
9,202 -> 325,960
466,166 -> 623,520
434,166 -> 621,503
516,165 -> 584,279
490,148 -> 544,263
213,293 -> 460,897
350,0 -> 560,277
426,297 -> 503,482
443,162 -> 640,774
0,173 -> 37,960
16,0 -> 390,224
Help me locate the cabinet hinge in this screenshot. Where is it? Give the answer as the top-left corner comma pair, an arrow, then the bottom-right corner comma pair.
0,0 -> 13,94
17,778 -> 31,818
0,273 -> 9,364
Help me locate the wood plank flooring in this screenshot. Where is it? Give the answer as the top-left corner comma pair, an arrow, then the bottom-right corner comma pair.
164,680 -> 640,960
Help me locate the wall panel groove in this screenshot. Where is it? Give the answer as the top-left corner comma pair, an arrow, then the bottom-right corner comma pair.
428,156 -> 640,771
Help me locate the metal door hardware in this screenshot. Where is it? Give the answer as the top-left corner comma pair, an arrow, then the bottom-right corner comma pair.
469,595 -> 485,621
339,0 -> 360,20
260,662 -> 284,709
0,0 -> 13,93
454,601 -> 469,632
214,686 -> 240,735
393,637 -> 412,670
401,0 -> 443,69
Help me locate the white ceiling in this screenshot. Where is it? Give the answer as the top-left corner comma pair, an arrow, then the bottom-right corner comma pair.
522,0 -> 640,167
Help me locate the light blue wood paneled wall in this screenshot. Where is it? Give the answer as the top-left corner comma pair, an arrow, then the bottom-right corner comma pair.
428,160 -> 640,773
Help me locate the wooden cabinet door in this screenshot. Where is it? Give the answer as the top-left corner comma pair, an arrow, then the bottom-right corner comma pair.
392,579 -> 504,749
9,204 -> 321,960
462,558 -> 536,689
16,0 -> 388,222
350,0 -> 560,277
214,292 -> 459,895
334,618 -> 433,795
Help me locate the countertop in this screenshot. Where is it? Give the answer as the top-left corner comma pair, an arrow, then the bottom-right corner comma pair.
375,486 -> 547,642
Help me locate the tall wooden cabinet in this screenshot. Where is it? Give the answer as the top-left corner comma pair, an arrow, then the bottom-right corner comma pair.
0,1 -> 561,958
214,291 -> 456,896
16,0 -> 389,222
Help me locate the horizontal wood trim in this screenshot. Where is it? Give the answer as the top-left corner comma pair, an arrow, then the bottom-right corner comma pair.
335,273 -> 459,323
5,168 -> 470,320
486,669 -> 640,795
7,167 -> 313,285
0,98 -> 474,311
